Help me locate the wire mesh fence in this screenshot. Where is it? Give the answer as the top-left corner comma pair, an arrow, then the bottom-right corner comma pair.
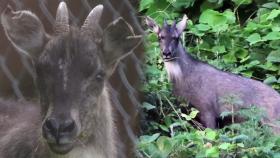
0,0 -> 145,157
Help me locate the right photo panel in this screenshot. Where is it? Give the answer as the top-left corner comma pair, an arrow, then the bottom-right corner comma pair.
138,0 -> 280,157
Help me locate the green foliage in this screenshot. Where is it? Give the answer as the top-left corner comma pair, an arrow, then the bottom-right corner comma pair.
139,0 -> 280,157
138,107 -> 280,158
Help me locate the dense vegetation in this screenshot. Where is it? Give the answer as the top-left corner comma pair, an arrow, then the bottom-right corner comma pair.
138,0 -> 280,157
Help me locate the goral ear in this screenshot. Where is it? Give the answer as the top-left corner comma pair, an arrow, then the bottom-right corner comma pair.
145,16 -> 160,34
176,14 -> 188,35
102,18 -> 142,75
1,5 -> 49,59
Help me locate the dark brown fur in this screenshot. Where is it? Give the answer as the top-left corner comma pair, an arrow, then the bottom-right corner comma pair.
0,2 -> 141,158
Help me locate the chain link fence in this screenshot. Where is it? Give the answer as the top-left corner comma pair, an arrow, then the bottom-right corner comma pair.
0,0 -> 145,157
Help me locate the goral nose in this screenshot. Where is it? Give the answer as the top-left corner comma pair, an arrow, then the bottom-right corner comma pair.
163,51 -> 171,58
43,117 -> 76,142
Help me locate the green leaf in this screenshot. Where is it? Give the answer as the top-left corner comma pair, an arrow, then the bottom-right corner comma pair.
275,137 -> 280,146
237,143 -> 245,147
223,53 -> 237,63
189,27 -> 205,36
259,12 -> 271,23
159,124 -> 169,132
196,24 -> 211,31
267,50 -> 280,63
219,142 -> 231,150
138,143 -> 159,157
199,9 -> 227,27
245,22 -> 261,32
241,70 -> 253,78
266,9 -> 280,20
262,2 -> 279,9
269,40 -> 280,49
205,147 -> 219,158
200,0 -> 223,11
156,136 -> 173,155
264,76 -> 277,84
189,108 -> 199,118
232,0 -> 252,5
262,142 -> 275,153
139,0 -> 154,11
144,0 -> 172,20
181,113 -> 192,121
248,60 -> 260,66
213,24 -> 229,32
170,0 -> 194,8
223,10 -> 236,24
232,134 -> 249,143
235,48 -> 248,59
139,133 -> 160,144
272,153 -> 280,158
164,116 -> 172,127
181,110 -> 197,121
272,26 -> 280,32
258,62 -> 278,71
142,102 -> 156,110
205,128 -> 217,140
212,45 -> 226,54
246,33 -> 262,45
208,0 -> 218,3
263,32 -> 280,41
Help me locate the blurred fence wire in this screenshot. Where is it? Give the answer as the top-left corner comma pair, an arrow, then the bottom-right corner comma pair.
0,0 -> 145,157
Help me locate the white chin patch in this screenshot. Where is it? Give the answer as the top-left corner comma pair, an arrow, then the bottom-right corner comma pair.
164,61 -> 182,81
67,146 -> 104,158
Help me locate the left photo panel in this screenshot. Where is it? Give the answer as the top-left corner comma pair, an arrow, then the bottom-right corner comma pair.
0,0 -> 144,158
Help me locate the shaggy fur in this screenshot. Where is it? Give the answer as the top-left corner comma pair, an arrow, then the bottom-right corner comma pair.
0,2 -> 141,158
